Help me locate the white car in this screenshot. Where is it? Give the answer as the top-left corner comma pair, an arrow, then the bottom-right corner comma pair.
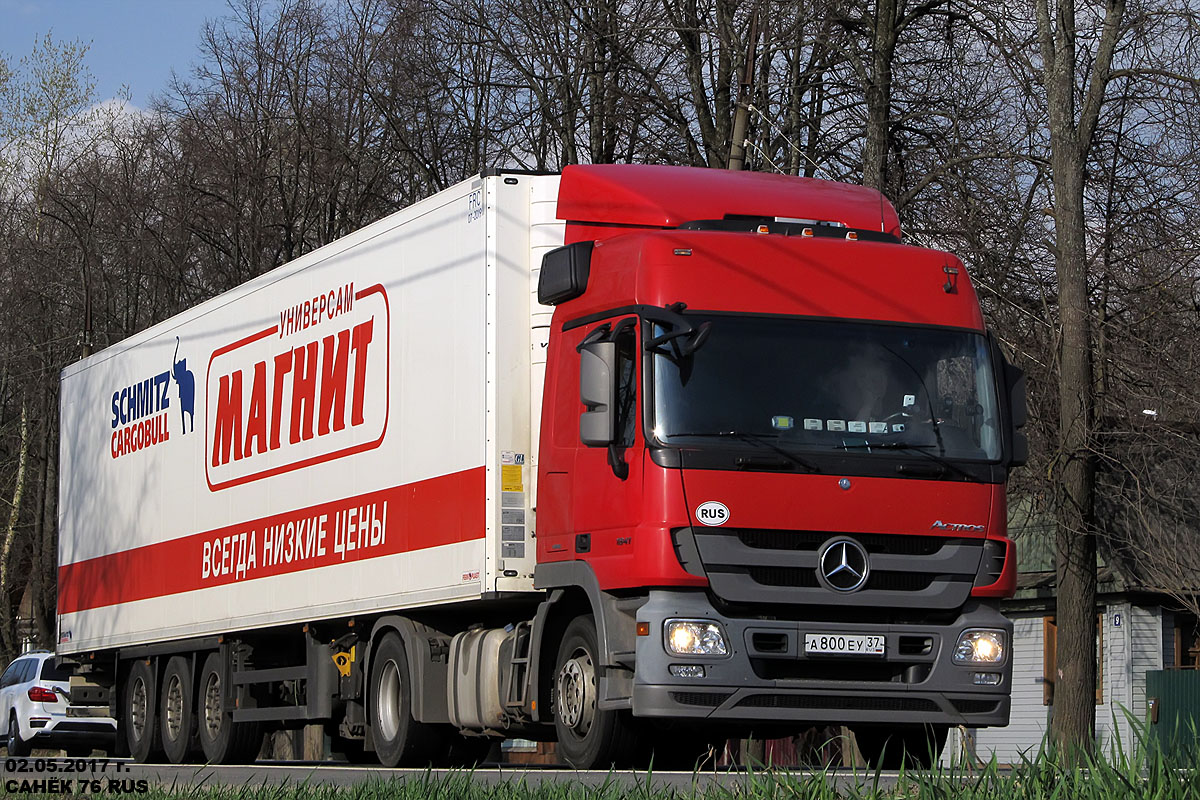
0,651 -> 116,756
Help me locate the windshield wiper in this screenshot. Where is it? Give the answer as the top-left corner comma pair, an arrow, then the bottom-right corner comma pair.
665,430 -> 820,473
834,441 -> 939,450
834,439 -> 975,479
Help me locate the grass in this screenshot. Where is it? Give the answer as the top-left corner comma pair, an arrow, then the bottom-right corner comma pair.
3,724 -> 1198,799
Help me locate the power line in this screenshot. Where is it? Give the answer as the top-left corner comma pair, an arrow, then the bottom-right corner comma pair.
747,104 -> 830,179
742,138 -> 783,174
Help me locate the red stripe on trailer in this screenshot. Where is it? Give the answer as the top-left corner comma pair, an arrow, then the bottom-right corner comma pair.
57,466 -> 485,614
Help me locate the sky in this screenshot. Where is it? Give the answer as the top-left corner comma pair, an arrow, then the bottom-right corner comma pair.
0,0 -> 233,108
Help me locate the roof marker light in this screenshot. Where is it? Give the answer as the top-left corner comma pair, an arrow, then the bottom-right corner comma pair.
801,227 -> 814,237
756,225 -> 770,234
846,231 -> 859,241
673,248 -> 692,256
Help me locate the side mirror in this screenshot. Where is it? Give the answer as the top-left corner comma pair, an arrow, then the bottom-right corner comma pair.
1003,360 -> 1028,467
580,341 -> 616,446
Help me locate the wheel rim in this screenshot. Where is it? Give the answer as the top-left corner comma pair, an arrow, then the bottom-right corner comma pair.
130,676 -> 148,741
556,647 -> 596,736
203,672 -> 222,739
164,675 -> 184,742
9,716 -> 17,745
376,659 -> 401,741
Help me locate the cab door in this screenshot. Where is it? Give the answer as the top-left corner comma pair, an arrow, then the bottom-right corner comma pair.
569,316 -> 644,583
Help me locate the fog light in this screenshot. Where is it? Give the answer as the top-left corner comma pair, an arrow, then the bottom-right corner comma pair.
670,664 -> 707,678
954,630 -> 1006,664
664,620 -> 728,656
973,672 -> 1002,686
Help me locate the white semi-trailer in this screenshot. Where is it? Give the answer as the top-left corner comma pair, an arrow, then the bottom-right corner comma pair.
60,173 -> 559,763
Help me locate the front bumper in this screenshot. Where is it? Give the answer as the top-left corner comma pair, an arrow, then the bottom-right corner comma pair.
632,590 -> 1012,727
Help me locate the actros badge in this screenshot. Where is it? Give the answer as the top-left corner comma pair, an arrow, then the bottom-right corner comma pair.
695,501 -> 729,526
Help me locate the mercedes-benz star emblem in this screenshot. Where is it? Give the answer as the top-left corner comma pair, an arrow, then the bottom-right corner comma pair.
817,539 -> 870,592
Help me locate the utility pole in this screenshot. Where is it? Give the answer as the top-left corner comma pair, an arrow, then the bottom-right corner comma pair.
727,3 -> 762,171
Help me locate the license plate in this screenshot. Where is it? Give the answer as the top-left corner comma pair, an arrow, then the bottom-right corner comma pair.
804,633 -> 886,655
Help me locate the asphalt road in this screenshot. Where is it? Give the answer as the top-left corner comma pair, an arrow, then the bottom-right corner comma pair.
1,758 -> 904,793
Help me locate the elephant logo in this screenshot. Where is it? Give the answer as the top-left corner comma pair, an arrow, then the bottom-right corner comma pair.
172,337 -> 195,435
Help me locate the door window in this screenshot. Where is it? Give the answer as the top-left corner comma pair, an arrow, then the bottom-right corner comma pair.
0,662 -> 18,688
614,323 -> 637,448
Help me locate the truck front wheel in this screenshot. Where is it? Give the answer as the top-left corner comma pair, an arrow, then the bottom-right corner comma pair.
369,632 -> 439,766
553,616 -> 642,768
197,652 -> 260,763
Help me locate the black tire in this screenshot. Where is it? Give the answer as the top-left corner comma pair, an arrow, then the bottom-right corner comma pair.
853,724 -> 948,770
369,632 -> 439,767
159,656 -> 194,764
124,660 -> 162,762
7,714 -> 31,757
197,652 -> 260,764
553,616 -> 643,768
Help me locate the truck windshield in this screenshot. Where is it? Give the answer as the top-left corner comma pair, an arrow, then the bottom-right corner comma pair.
651,316 -> 1002,462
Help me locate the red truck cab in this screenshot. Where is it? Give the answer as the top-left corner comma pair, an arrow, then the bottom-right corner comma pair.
532,165 -> 1023,766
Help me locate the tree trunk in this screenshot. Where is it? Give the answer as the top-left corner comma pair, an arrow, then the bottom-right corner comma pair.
1036,0 -> 1126,756
861,0 -> 897,191
1048,123 -> 1096,758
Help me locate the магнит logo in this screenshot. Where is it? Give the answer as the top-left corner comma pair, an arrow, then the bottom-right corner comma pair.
205,282 -> 389,491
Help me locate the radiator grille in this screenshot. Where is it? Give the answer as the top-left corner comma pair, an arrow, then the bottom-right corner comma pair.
680,527 -> 983,609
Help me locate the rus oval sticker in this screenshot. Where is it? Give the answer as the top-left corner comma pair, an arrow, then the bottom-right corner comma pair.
695,501 -> 730,526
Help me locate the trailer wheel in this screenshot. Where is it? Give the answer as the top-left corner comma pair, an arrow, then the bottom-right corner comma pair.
124,660 -> 161,762
197,652 -> 260,763
553,616 -> 642,768
852,724 -> 948,769
369,631 -> 438,766
159,656 -> 194,764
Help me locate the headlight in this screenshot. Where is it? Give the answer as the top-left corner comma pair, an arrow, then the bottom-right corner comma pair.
954,629 -> 1006,664
664,619 -> 728,656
